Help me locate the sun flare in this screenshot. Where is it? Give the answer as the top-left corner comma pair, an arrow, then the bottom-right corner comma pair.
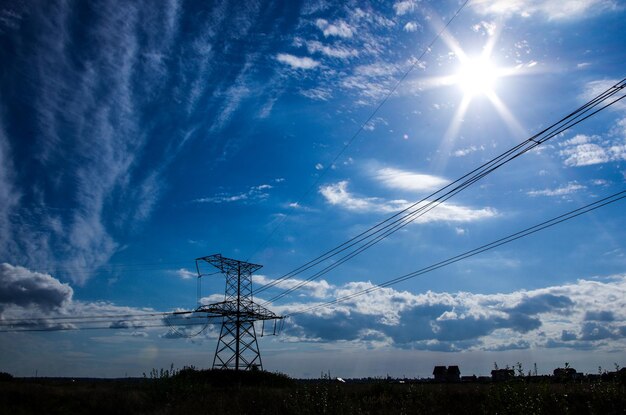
455,57 -> 500,98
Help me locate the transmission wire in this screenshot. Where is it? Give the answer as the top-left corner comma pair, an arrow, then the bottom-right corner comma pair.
245,0 -> 472,263
256,78 -> 625,302
286,189 -> 626,317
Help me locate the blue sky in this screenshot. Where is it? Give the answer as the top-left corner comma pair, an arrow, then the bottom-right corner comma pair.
1,0 -> 626,378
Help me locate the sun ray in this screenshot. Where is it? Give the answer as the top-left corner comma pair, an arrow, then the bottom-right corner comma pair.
433,94 -> 472,173
485,90 -> 528,140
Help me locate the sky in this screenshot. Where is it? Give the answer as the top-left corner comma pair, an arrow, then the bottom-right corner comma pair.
1,0 -> 626,379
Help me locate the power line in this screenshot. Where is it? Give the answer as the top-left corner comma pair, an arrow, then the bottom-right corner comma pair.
245,0 -> 472,263
0,318 -> 220,333
255,78 -> 626,302
285,188 -> 626,317
0,310 -> 190,323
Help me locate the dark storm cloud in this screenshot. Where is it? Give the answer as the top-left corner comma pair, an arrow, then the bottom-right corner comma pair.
0,263 -> 73,312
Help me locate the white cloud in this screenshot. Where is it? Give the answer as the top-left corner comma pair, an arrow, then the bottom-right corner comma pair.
319,180 -> 497,222
363,117 -> 388,131
393,0 -> 418,16
471,21 -> 497,36
581,79 -> 626,112
305,40 -> 358,59
315,18 -> 354,38
0,264 -> 167,335
252,275 -> 333,299
527,182 -> 586,197
280,273 -> 626,352
0,120 -> 20,258
375,167 -> 449,192
174,268 -> 196,280
471,0 -> 617,20
403,22 -> 420,32
0,0 -> 224,284
559,134 -> 626,167
193,183 -> 275,204
276,53 -> 320,69
300,87 -> 332,101
453,145 -> 484,157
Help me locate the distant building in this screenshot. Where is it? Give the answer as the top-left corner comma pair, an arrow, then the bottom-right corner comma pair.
491,369 -> 514,382
447,366 -> 461,382
432,365 -> 461,382
433,366 -> 447,382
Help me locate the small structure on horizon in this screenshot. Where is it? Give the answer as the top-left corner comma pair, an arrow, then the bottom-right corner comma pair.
432,365 -> 461,382
491,368 -> 514,382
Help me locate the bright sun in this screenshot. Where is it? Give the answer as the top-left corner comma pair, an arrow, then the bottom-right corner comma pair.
455,57 -> 500,97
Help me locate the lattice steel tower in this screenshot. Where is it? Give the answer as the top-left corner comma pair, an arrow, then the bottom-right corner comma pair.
194,254 -> 282,371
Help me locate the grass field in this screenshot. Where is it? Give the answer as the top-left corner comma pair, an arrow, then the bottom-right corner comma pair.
1,369 -> 625,414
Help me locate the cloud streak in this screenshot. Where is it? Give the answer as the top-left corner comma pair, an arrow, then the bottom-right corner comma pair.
319,180 -> 497,222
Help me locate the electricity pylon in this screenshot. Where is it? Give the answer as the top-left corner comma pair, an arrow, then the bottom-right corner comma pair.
194,254 -> 282,371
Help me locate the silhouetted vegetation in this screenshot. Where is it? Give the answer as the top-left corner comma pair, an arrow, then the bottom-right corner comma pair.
1,367 -> 626,414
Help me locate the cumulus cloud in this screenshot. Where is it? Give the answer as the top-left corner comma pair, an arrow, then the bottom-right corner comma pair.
393,1 -> 418,16
319,180 -> 497,223
0,263 -> 73,312
279,274 -> 626,352
559,134 -> 626,167
0,264 -> 166,334
403,22 -> 420,32
471,0 -> 617,20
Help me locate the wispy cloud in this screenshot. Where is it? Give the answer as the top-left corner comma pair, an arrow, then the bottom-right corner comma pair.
0,1 -> 286,283
193,184 -> 275,204
173,268 -> 196,280
453,145 -> 484,157
527,182 -> 586,197
470,0 -> 618,20
375,167 -> 448,193
300,87 -> 332,101
315,18 -> 354,38
253,275 -> 333,299
319,181 -> 497,222
276,53 -> 320,69
304,40 -> 358,59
